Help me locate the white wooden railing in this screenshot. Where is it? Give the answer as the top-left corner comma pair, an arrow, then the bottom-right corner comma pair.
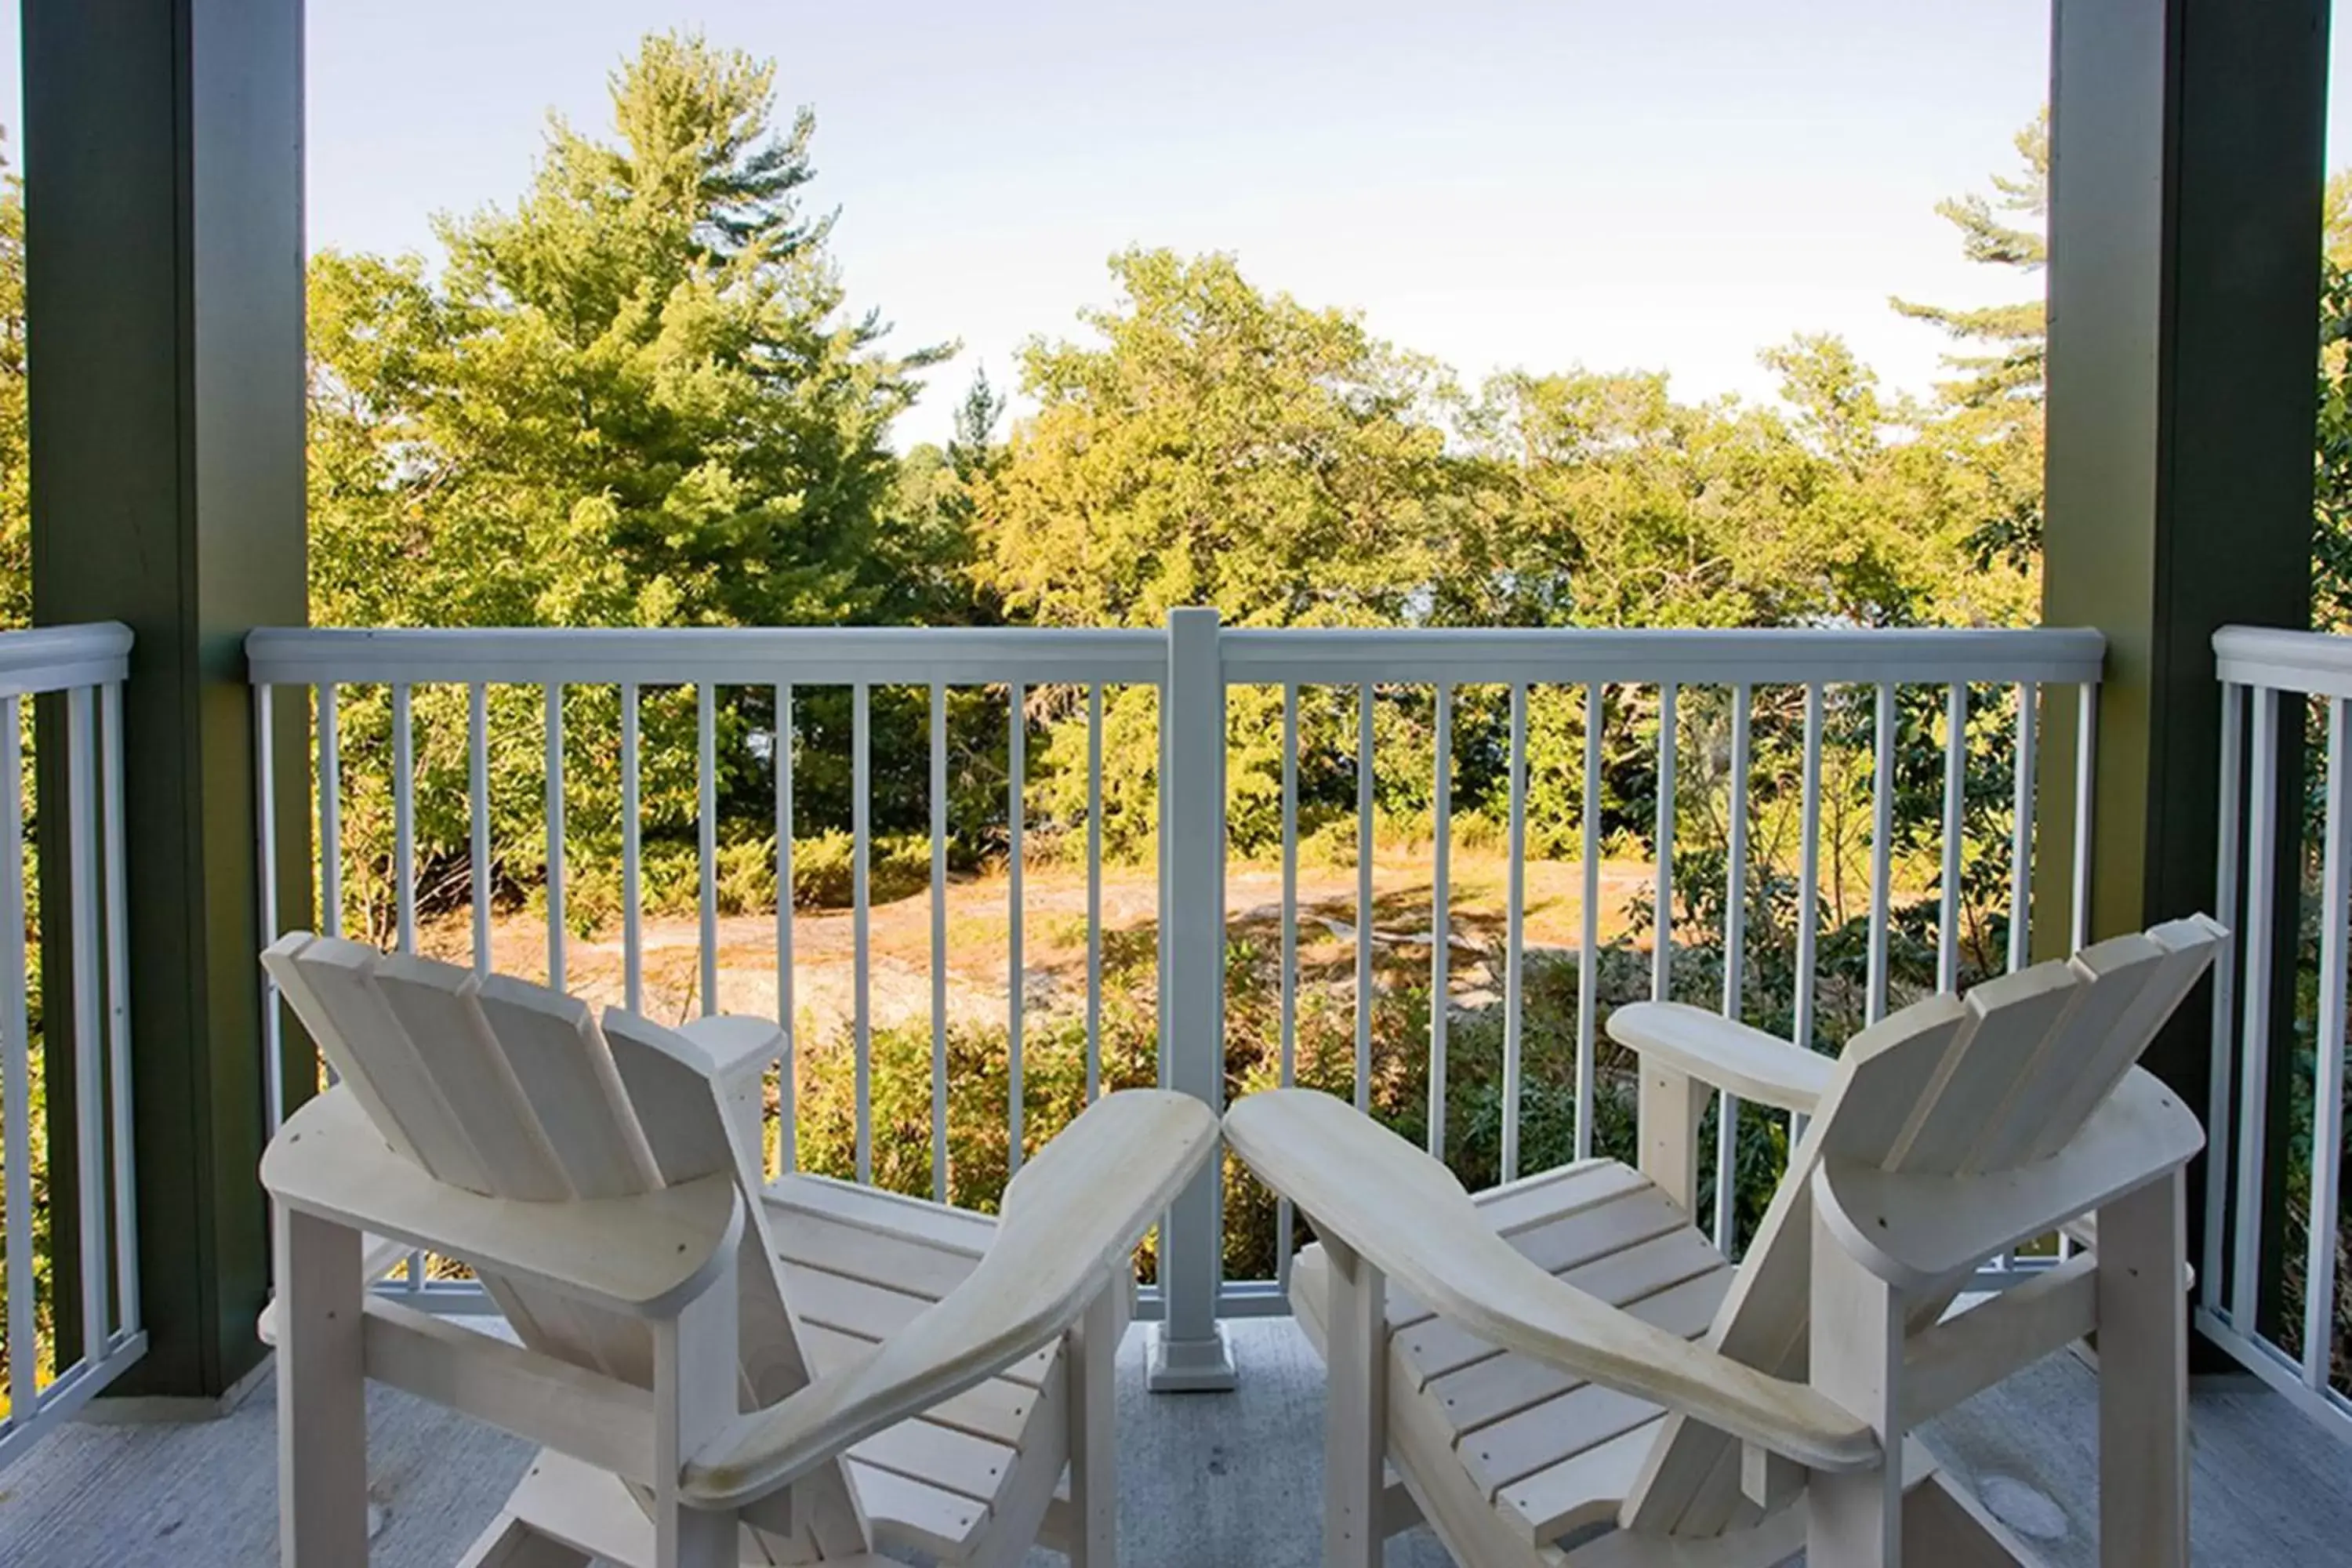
2205,626 -> 2352,1439
247,613 -> 2104,1339
0,622 -> 143,1470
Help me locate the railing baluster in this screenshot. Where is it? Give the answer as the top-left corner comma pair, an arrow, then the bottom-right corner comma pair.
1991,681 -> 2030,1274
1577,682 -> 1602,1162
2204,681 -> 2243,1316
2230,684 -> 2279,1334
1277,682 -> 1299,1292
1793,684 -> 1825,1043
1356,681 -> 1374,1116
1938,684 -> 1968,993
1430,684 -> 1451,1159
102,681 -> 136,1340
391,682 -> 416,954
1653,683 -> 1677,1003
545,684 -> 566,989
620,683 -> 641,1009
1867,683 -> 1894,1025
3,694 -> 33,1420
318,685 -> 342,939
1791,682 -> 1824,1145
2071,682 -> 2098,953
68,687 -> 107,1359
852,682 -> 872,1185
1504,682 -> 1528,1181
2305,695 -> 2350,1391
2009,682 -> 2038,975
1008,683 -> 1026,1175
776,683 -> 795,1173
256,684 -> 283,1129
697,683 -> 717,1015
468,684 -> 490,973
930,684 -> 947,1200
1715,686 -> 1751,1249
1087,683 -> 1105,1108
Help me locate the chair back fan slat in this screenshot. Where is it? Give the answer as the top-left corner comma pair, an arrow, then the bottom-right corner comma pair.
368,953 -> 572,1201
261,934 -> 488,1191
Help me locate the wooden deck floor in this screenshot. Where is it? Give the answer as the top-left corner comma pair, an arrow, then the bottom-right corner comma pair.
0,1319 -> 2344,1566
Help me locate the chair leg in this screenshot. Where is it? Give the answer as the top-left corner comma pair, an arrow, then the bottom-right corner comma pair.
1808,1207 -> 1905,1568
277,1206 -> 371,1566
1323,1236 -> 1388,1568
2096,1171 -> 2189,1568
1067,1283 -> 1121,1567
652,1265 -> 744,1568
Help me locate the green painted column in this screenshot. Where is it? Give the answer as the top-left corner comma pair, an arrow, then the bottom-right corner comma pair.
2042,0 -> 2325,1339
24,0 -> 311,1400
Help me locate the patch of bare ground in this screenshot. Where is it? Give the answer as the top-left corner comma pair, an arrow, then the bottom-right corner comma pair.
413,848 -> 1664,1036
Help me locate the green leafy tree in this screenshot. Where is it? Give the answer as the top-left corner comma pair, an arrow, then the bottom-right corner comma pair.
978,248 -> 1455,630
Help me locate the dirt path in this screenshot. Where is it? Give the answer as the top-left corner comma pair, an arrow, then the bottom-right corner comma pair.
419,848 -> 1660,1037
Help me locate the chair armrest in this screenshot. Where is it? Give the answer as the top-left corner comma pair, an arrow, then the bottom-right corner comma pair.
683,1089 -> 1220,1509
261,1085 -> 742,1317
673,1014 -> 788,1080
1607,1002 -> 1833,1116
1222,1089 -> 1878,1474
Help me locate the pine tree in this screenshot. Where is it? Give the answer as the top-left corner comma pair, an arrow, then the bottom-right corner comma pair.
310,30 -> 949,635
1890,110 -> 2048,408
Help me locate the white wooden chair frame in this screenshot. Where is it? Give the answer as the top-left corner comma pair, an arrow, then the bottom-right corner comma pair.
258,934 -> 1221,1567
1225,918 -> 2220,1568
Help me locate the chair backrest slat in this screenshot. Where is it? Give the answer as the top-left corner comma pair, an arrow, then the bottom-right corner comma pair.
1886,961 -> 2089,1176
1621,918 -> 2221,1538
467,975 -> 662,1201
1955,933 -> 2165,1174
2018,916 -> 2222,1163
263,935 -> 490,1192
370,953 -> 573,1202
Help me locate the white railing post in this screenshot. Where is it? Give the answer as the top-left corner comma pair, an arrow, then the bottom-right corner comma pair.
1151,607 -> 1237,1391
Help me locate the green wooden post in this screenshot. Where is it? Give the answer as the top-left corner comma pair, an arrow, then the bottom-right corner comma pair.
24,0 -> 311,1402
2042,0 -> 2325,1344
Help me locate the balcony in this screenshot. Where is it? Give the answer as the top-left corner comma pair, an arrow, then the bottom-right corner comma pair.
1,614 -> 2349,1565
2,2 -> 2347,1563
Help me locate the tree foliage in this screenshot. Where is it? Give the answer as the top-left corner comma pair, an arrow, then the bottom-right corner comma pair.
978,249 -> 1454,630
309,31 -> 946,637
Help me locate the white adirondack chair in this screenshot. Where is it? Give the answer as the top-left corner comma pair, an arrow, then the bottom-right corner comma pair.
1225,916 -> 2221,1568
256,932 -> 1221,1568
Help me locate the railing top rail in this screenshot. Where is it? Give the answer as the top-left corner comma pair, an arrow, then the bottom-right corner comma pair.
2215,624 -> 2352,701
1218,625 -> 2107,687
246,621 -> 2111,691
245,626 -> 1171,687
0,621 -> 133,698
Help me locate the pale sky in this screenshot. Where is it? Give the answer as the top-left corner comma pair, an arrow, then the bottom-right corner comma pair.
6,3 -> 2352,448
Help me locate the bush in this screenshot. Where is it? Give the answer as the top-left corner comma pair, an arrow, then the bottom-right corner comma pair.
789,829 -> 931,909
